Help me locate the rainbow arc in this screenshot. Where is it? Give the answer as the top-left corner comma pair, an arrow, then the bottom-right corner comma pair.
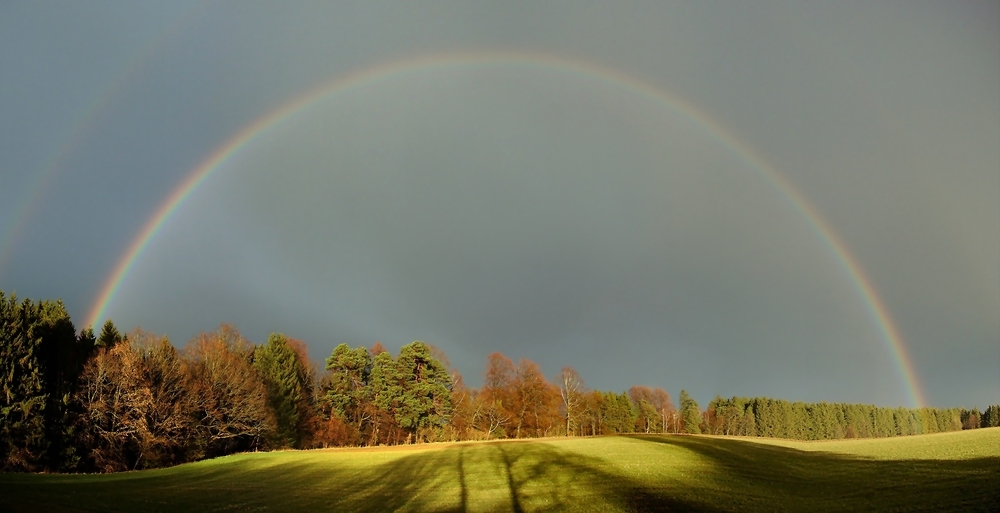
84,51 -> 926,408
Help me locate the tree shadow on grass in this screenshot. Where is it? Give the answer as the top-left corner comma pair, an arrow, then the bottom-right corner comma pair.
627,435 -> 1000,512
247,441 -> 722,512
7,436 -> 995,512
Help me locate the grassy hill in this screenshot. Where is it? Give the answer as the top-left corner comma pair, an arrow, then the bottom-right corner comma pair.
1,428 -> 997,512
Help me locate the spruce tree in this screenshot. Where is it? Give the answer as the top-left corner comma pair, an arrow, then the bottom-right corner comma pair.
0,292 -> 87,471
679,390 -> 701,434
97,319 -> 123,348
982,405 -> 1000,428
0,292 -> 48,470
254,334 -> 307,448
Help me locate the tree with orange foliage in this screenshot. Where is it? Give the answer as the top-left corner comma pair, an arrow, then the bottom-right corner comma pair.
370,342 -> 388,356
131,329 -> 195,468
74,328 -> 196,472
184,325 -> 274,457
470,390 -> 509,440
446,370 -> 475,441
74,338 -> 152,472
581,390 -> 604,436
511,359 -> 561,438
649,388 -> 675,434
480,352 -> 516,437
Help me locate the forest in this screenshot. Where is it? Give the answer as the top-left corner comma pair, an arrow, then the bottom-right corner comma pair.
2,290 -> 998,473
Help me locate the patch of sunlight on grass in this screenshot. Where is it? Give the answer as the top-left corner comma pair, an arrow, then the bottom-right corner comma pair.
746,426 -> 1000,460
1,430 -> 997,512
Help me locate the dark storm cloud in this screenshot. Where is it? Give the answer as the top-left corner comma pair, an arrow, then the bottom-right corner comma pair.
1,1 -> 996,407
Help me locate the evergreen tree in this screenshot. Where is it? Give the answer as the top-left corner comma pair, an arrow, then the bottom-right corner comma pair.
322,343 -> 372,428
0,292 -> 90,471
368,350 -> 402,444
97,319 -> 123,348
393,341 -> 452,441
597,391 -> 636,434
254,334 -> 308,448
35,299 -> 83,470
0,292 -> 49,471
679,390 -> 701,434
982,405 -> 1000,428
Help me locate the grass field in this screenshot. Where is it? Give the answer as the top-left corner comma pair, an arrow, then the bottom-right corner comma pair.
1,428 -> 997,512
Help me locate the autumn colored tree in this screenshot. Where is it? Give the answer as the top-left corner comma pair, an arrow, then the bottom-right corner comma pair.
77,343 -> 153,472
580,390 -> 605,436
446,369 -> 475,441
369,342 -> 388,356
184,325 -> 274,457
481,352 -> 516,437
509,359 -> 561,438
7,287 -> 994,473
130,330 -> 195,467
469,389 -> 509,440
648,388 -> 675,434
629,386 -> 664,434
75,329 -> 195,472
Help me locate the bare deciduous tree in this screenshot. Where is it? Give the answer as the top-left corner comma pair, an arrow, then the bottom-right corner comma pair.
183,325 -> 274,457
559,367 -> 586,436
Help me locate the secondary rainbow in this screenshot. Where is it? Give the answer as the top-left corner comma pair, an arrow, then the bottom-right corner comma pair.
0,4 -> 206,276
85,51 -> 927,407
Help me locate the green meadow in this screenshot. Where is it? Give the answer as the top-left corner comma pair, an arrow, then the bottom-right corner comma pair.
2,428 -> 997,512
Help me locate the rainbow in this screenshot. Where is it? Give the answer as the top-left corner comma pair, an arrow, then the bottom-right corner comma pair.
84,51 -> 927,407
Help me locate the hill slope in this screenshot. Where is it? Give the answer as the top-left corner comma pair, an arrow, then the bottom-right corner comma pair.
1,428 -> 997,512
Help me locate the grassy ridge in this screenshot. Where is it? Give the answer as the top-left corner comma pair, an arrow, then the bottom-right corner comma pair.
1,428 -> 997,512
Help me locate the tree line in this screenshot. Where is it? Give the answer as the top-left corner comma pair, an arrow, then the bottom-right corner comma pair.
2,290 -> 997,473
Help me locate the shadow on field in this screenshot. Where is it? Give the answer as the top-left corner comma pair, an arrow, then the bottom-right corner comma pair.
627,435 -> 1000,512
254,441 -> 721,512
4,436 -> 996,512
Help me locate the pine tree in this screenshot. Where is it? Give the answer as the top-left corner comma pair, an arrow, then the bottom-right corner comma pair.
322,343 -> 372,428
393,341 -> 452,441
368,350 -> 402,444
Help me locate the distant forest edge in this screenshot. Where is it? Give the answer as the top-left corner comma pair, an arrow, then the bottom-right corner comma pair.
2,290 -> 998,473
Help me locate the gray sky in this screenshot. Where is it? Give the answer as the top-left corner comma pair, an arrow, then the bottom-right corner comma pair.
1,1 -> 997,408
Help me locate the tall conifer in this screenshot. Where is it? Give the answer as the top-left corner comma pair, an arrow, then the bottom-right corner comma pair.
679,390 -> 701,434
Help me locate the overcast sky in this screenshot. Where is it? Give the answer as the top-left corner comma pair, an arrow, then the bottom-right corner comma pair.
1,1 -> 997,408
